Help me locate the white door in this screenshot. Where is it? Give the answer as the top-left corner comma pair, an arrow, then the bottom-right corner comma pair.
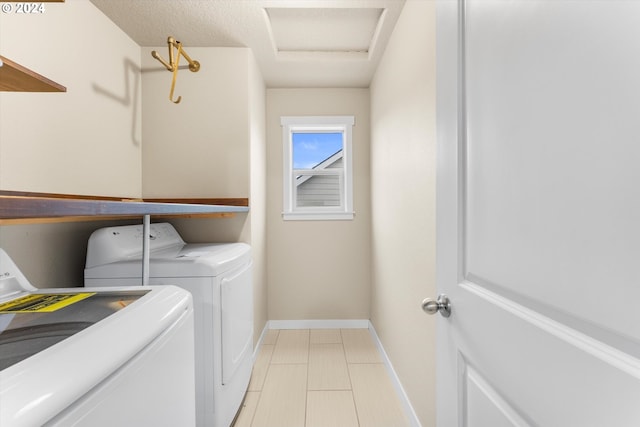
435,1 -> 640,425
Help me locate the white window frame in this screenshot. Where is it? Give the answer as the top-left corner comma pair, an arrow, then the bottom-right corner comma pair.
281,115 -> 355,221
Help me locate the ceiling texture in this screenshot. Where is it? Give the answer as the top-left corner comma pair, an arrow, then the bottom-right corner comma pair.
89,0 -> 407,88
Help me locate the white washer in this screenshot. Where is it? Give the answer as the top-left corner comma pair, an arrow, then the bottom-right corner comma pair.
84,223 -> 253,427
0,248 -> 196,427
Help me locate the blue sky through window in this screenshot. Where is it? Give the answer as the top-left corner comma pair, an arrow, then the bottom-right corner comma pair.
292,132 -> 343,169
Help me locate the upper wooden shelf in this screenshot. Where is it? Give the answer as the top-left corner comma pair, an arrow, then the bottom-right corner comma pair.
0,55 -> 66,92
0,191 -> 249,225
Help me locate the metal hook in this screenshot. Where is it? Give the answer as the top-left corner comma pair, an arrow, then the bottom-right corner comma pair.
151,36 -> 200,104
169,45 -> 182,104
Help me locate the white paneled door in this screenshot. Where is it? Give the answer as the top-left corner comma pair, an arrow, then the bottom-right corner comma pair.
435,1 -> 640,425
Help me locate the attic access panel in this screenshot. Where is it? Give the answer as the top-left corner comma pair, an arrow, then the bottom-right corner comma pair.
265,7 -> 384,55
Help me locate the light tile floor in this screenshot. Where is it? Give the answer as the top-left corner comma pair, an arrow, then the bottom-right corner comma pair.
233,328 -> 410,427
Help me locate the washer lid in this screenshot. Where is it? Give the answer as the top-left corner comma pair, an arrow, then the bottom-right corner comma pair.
0,290 -> 148,371
85,242 -> 251,279
0,284 -> 192,427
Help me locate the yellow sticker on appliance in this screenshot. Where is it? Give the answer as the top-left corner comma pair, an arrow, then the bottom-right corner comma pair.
0,293 -> 96,313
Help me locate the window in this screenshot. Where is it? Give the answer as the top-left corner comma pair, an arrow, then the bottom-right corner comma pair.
281,116 -> 355,220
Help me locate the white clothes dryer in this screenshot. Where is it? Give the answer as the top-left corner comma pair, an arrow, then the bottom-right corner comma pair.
84,223 -> 253,427
0,248 -> 196,427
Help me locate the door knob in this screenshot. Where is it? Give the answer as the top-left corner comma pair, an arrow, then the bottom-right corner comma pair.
421,294 -> 451,318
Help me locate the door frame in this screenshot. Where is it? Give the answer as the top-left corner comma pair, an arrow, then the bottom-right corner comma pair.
435,0 -> 466,424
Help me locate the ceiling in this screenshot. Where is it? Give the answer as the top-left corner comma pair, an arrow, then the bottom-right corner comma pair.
89,0 -> 406,88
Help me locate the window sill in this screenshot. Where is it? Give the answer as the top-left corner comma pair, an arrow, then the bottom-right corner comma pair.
282,211 -> 354,221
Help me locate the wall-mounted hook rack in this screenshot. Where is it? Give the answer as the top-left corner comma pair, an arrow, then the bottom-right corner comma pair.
151,36 -> 200,104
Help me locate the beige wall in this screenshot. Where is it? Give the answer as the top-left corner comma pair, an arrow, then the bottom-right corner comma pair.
370,1 -> 437,426
266,88 -> 371,320
0,0 -> 142,197
0,0 -> 142,286
141,47 -> 250,199
248,54 -> 268,340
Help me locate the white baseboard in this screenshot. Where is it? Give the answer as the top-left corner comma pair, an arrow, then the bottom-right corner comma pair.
253,322 -> 271,361
367,321 -> 422,427
267,319 -> 370,329
256,319 -> 421,427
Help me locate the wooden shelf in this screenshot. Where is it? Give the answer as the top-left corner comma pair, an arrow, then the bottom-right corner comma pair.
0,191 -> 249,225
0,55 -> 66,92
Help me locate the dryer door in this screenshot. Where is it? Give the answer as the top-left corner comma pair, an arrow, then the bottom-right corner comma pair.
220,262 -> 253,385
